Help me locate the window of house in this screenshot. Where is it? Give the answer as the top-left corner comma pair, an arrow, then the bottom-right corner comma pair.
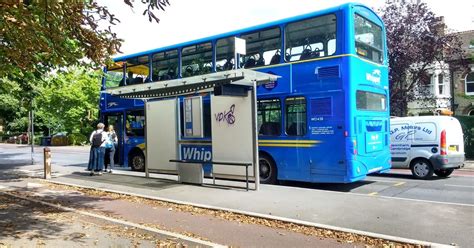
438,73 -> 445,95
466,72 -> 474,95
285,97 -> 306,136
258,99 -> 281,136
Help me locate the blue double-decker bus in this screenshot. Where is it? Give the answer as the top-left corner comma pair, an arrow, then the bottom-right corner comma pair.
100,2 -> 391,183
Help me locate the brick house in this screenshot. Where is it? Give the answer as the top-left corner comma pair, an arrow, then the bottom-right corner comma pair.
451,30 -> 474,116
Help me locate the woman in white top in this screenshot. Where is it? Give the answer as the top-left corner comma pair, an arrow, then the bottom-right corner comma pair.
104,125 -> 118,173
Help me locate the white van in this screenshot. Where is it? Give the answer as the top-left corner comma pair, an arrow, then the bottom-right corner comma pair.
390,116 -> 465,179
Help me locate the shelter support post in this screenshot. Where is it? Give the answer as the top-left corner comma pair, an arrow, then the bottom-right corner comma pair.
144,99 -> 149,178
252,80 -> 259,190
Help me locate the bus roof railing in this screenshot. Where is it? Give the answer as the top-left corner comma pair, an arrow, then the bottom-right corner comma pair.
105,69 -> 280,99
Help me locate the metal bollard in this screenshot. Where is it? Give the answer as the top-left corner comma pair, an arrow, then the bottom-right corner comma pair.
43,147 -> 51,179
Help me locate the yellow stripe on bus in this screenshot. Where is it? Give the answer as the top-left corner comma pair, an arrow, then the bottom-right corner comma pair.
259,140 -> 320,144
259,144 -> 315,148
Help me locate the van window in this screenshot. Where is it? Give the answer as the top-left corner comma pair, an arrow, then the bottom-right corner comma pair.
413,122 -> 436,142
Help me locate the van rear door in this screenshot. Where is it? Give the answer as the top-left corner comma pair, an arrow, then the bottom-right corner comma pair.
445,118 -> 465,156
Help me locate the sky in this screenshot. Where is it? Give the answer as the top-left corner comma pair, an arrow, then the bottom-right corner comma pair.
97,0 -> 474,56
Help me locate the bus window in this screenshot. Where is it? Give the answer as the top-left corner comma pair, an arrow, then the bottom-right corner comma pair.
356,90 -> 386,112
240,27 -> 281,68
354,14 -> 383,64
285,97 -> 307,136
126,110 -> 145,137
126,56 -> 149,85
105,62 -> 124,88
216,37 -> 235,71
181,42 -> 212,77
285,14 -> 336,62
152,50 -> 178,82
258,99 -> 281,136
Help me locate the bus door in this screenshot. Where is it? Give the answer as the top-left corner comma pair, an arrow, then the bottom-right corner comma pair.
104,113 -> 124,165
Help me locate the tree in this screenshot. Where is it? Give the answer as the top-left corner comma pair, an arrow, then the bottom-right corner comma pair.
380,0 -> 465,116
35,67 -> 102,137
0,1 -> 170,79
0,0 -> 170,135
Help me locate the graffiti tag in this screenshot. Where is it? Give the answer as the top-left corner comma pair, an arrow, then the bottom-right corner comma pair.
214,104 -> 236,125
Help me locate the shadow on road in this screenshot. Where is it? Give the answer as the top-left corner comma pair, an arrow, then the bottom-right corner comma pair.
279,180 -> 375,192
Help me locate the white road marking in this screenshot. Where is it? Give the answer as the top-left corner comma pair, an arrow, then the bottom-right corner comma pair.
445,184 -> 474,188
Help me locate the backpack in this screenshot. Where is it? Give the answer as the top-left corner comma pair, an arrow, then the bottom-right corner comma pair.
91,131 -> 103,148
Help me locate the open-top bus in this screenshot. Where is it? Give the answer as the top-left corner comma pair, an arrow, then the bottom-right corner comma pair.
100,2 -> 390,183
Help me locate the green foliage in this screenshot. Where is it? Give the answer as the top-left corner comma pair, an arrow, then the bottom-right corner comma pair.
35,67 -> 101,137
67,133 -> 88,146
455,116 -> 474,159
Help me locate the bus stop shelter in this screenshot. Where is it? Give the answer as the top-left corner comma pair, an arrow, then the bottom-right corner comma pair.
106,69 -> 279,190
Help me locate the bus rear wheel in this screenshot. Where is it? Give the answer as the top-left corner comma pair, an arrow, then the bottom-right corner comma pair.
259,153 -> 277,184
129,151 -> 145,172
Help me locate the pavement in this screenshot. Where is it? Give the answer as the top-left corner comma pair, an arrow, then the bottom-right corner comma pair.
1,144 -> 473,247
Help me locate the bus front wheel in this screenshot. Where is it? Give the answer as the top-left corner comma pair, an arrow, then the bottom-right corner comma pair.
129,151 -> 145,172
259,153 -> 277,184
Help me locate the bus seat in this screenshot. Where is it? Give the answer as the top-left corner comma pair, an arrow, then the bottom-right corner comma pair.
224,59 -> 234,70
119,78 -> 126,86
256,56 -> 265,66
133,77 -> 144,84
144,76 -> 152,83
300,48 -> 313,60
244,57 -> 256,68
287,123 -> 305,136
259,122 -> 281,136
270,54 -> 281,65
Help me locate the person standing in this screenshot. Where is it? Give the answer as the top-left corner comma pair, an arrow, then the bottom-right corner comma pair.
89,123 -> 107,175
104,125 -> 118,173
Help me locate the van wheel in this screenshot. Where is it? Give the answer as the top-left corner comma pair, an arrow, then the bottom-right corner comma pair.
434,168 -> 454,178
259,153 -> 277,184
129,151 -> 145,172
410,159 -> 434,180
